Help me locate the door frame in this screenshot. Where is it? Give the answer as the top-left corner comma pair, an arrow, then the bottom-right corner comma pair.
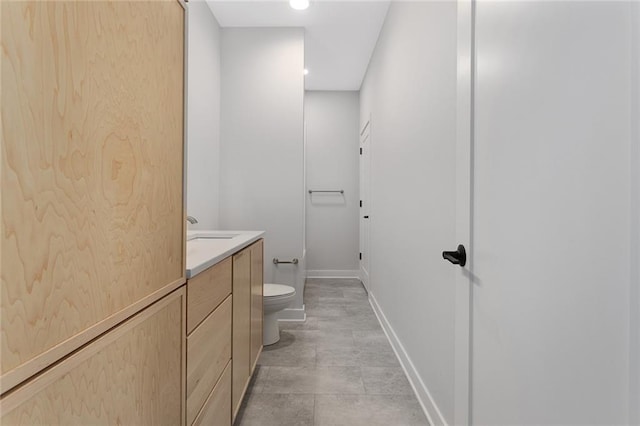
359,117 -> 371,292
454,0 -> 474,424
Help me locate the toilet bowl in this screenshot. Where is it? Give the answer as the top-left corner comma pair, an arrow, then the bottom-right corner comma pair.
263,283 -> 296,345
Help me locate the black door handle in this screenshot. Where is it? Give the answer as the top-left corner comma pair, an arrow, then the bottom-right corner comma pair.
442,245 -> 466,267
363,216 -> 369,219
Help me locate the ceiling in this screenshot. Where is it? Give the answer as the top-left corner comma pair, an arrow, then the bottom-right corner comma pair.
205,0 -> 390,91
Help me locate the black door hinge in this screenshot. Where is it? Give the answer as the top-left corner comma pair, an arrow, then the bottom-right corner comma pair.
360,147 -> 363,155
360,200 -> 362,207
359,252 -> 362,260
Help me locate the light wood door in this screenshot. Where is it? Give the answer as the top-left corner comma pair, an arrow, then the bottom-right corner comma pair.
1,0 -> 186,392
1,288 -> 186,425
460,2 -> 639,423
249,240 -> 264,372
231,248 -> 251,421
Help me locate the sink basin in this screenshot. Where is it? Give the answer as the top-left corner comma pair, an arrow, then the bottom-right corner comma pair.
187,233 -> 240,241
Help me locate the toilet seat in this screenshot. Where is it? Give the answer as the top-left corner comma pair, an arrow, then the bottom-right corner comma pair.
264,283 -> 295,298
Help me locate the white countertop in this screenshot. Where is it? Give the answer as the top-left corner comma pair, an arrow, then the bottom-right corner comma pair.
186,230 -> 265,278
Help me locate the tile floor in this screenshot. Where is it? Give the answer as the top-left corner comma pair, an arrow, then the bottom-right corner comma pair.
234,278 -> 430,426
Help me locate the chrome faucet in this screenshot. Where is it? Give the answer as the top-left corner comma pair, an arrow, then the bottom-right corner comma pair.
186,216 -> 198,224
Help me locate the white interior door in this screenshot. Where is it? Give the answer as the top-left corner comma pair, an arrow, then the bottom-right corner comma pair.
359,120 -> 371,291
467,1 -> 638,424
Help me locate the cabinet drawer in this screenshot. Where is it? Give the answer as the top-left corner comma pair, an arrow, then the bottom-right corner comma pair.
192,361 -> 231,426
187,257 -> 232,334
187,295 -> 232,426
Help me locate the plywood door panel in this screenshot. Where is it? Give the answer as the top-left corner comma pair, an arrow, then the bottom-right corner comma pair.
187,257 -> 232,335
1,288 -> 185,425
250,240 -> 263,372
231,248 -> 251,421
1,0 -> 185,389
192,361 -> 232,426
186,296 -> 232,426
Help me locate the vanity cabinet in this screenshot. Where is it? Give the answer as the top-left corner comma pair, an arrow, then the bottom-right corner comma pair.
1,289 -> 186,425
185,239 -> 263,425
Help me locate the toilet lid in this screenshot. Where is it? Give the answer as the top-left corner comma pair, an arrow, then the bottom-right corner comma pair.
264,283 -> 296,298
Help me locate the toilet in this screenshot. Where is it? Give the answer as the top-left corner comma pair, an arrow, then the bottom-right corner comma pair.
263,283 -> 296,345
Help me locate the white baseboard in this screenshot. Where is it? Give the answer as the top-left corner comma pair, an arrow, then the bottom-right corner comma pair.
277,304 -> 306,322
369,293 -> 448,426
306,270 -> 360,279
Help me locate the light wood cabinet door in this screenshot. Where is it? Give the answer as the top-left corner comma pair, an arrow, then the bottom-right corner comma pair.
249,240 -> 264,372
231,248 -> 251,421
1,0 -> 186,392
0,289 -> 186,425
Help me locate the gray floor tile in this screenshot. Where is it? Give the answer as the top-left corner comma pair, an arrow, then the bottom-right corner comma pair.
306,305 -> 350,318
316,346 -> 360,367
234,393 -> 314,426
317,315 -> 381,331
315,329 -> 356,346
314,394 -> 429,426
316,344 -> 398,368
304,286 -> 344,298
259,332 -> 316,367
341,287 -> 368,299
280,317 -> 319,330
357,345 -> 400,367
284,329 -> 354,348
361,367 -> 414,395
344,303 -> 375,316
245,365 -> 270,394
270,330 -> 316,345
352,329 -> 391,348
315,296 -> 351,306
262,366 -> 365,394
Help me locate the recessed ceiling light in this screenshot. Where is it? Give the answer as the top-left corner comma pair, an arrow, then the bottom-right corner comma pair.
303,69 -> 309,75
290,0 -> 309,11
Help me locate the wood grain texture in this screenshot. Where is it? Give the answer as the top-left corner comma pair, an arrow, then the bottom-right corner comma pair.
192,361 -> 231,426
1,0 -> 185,387
187,257 -> 232,335
250,240 -> 263,373
186,295 -> 232,426
231,248 -> 251,421
1,288 -> 185,425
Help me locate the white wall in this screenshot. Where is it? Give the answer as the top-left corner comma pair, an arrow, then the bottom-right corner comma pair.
219,28 -> 306,316
359,2 -> 458,423
305,91 -> 360,277
186,1 -> 221,230
631,2 -> 640,423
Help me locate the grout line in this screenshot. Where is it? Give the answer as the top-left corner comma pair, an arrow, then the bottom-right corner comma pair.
312,394 -> 317,426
